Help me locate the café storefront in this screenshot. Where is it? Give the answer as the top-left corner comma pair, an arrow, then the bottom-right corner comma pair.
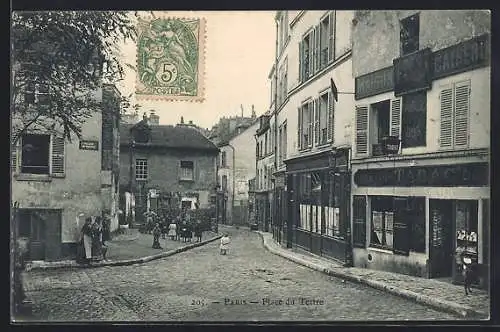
351,155 -> 489,288
285,148 -> 351,264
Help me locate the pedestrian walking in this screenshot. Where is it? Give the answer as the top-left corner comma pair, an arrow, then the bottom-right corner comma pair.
80,217 -> 93,265
91,216 -> 104,261
102,211 -> 111,245
194,220 -> 203,242
168,220 -> 177,240
152,223 -> 162,249
220,233 -> 231,255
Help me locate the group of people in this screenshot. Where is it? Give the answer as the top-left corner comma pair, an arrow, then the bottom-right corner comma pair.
151,214 -> 204,250
78,212 -> 111,265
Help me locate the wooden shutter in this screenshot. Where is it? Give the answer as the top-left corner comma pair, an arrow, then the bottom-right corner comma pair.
315,25 -> 321,72
327,91 -> 334,142
328,11 -> 335,62
439,86 -> 453,149
352,195 -> 366,248
390,98 -> 402,139
454,81 -> 470,148
51,135 -> 65,177
308,101 -> 314,148
297,107 -> 302,150
393,197 -> 410,256
11,140 -> 20,174
314,99 -> 320,146
299,42 -> 303,83
355,105 -> 369,156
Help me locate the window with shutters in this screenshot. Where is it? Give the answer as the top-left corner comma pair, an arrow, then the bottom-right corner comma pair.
352,195 -> 367,248
402,91 -> 427,148
299,31 -> 313,82
24,82 -> 50,105
20,134 -> 50,175
400,13 -> 420,56
439,81 -> 471,150
370,100 -> 391,156
319,13 -> 331,70
318,92 -> 329,145
283,123 -> 287,161
135,159 -> 148,181
299,101 -> 313,150
180,160 -> 194,181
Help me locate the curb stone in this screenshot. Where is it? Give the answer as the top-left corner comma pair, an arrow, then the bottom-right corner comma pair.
255,231 -> 486,319
27,234 -> 222,271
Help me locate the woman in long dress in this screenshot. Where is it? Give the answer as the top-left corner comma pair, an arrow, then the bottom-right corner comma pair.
81,218 -> 93,264
168,221 -> 177,240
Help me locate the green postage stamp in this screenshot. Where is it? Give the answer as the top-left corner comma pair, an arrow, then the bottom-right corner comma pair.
136,16 -> 205,102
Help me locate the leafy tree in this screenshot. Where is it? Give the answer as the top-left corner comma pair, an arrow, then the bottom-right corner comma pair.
11,11 -> 140,144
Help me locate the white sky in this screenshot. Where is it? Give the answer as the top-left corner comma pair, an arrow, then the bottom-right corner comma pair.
117,11 -> 276,129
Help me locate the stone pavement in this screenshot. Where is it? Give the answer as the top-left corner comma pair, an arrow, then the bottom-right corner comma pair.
19,226 -> 461,322
28,228 -> 220,271
257,230 -> 490,319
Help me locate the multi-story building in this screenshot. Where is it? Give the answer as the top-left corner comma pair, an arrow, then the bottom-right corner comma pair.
217,119 -> 259,225
255,113 -> 275,233
11,83 -> 121,261
350,10 -> 490,288
119,114 -> 219,225
208,108 -> 257,146
271,11 -> 355,264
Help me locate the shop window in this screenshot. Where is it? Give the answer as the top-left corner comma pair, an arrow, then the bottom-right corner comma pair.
370,196 -> 394,250
353,196 -> 367,247
400,13 -> 419,56
402,91 -> 427,148
455,200 -> 478,256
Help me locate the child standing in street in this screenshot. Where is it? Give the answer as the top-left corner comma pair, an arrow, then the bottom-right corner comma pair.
220,233 -> 231,255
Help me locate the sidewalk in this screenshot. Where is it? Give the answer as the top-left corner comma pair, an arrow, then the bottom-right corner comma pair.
257,231 -> 490,320
28,229 -> 221,271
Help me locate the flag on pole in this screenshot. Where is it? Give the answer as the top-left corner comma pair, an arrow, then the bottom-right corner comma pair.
330,78 -> 338,102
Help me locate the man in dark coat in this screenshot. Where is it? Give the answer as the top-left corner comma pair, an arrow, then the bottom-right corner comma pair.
152,223 -> 162,249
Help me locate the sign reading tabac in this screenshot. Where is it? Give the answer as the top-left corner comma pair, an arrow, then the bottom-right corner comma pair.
136,15 -> 206,102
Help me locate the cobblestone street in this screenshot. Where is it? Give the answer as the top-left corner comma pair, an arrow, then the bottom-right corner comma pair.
21,227 -> 461,322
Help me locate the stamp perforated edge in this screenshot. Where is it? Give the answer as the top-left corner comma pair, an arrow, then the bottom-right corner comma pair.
135,15 -> 206,103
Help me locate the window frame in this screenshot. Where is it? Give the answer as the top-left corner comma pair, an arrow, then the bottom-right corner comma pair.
318,90 -> 330,146
135,158 -> 148,181
20,133 -> 51,175
401,91 -> 427,148
179,160 -> 194,181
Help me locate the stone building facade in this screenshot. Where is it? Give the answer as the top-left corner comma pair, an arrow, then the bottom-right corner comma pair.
119,115 -> 219,225
350,10 -> 490,288
11,84 -> 121,261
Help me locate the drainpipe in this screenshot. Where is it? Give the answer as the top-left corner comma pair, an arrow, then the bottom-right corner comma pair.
228,143 -> 236,225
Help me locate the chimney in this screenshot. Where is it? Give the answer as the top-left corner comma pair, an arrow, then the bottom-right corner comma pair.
180,116 -> 184,124
189,120 -> 193,126
143,112 -> 148,121
149,110 -> 159,125
251,105 -> 256,118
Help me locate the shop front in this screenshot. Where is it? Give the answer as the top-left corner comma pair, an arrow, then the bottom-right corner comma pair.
273,171 -> 286,245
285,148 -> 351,264
351,154 -> 489,288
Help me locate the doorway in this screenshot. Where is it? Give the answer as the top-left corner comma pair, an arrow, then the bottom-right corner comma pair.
17,209 -> 62,261
429,199 -> 454,278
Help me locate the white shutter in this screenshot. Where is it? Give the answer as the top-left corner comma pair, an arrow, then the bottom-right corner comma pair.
51,135 -> 65,177
439,87 -> 453,149
297,107 -> 302,150
327,91 -> 334,143
390,98 -> 402,138
328,11 -> 335,62
314,99 -> 320,146
454,81 -> 470,148
355,105 -> 369,156
315,25 -> 321,72
299,42 -> 303,83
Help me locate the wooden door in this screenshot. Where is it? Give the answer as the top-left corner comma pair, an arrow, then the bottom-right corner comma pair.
429,199 -> 454,278
29,212 -> 46,261
44,210 -> 62,261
